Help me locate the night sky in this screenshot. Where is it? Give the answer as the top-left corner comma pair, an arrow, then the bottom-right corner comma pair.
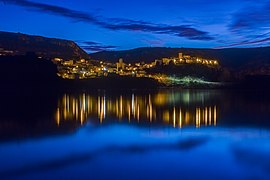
1,0 -> 270,52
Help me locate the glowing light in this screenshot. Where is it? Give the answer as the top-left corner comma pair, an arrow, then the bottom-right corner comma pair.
56,108 -> 60,126
98,96 -> 101,117
163,111 -> 170,123
80,110 -> 84,125
76,99 -> 79,120
55,94 -> 219,129
199,108 -> 201,127
104,96 -> 106,119
196,108 -> 200,128
148,94 -> 153,122
83,93 -> 86,111
173,107 -> 176,128
179,108 -> 182,128
185,111 -> 190,123
132,94 -> 135,115
137,104 -> 140,121
120,95 -> 123,119
209,107 -> 212,125
214,106 -> 217,126
128,104 -> 131,122
205,107 -> 208,125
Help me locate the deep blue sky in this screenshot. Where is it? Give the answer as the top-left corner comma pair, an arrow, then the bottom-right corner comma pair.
0,0 -> 270,52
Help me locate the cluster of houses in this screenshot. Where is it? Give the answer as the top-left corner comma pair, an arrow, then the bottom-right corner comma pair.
53,53 -> 219,79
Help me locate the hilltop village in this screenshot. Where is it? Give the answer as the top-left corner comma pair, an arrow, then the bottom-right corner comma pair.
53,53 -> 219,80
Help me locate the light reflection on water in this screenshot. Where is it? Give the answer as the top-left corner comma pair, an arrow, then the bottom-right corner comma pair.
0,89 -> 270,179
55,90 -> 218,128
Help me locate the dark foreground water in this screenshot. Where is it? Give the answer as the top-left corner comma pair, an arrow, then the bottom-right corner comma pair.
0,89 -> 269,179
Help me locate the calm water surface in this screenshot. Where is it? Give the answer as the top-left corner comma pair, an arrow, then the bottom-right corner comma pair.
0,89 -> 269,179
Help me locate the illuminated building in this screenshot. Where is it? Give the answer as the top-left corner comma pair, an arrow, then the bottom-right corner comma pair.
116,58 -> 125,72
162,58 -> 171,65
63,60 -> 74,66
54,52 -> 219,80
178,53 -> 183,59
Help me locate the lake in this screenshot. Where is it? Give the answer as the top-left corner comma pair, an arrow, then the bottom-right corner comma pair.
0,89 -> 269,179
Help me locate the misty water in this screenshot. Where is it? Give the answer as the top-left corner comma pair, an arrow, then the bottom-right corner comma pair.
0,89 -> 269,179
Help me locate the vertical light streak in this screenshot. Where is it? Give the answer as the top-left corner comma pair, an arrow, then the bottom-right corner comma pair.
209,106 -> 212,125
56,108 -> 60,126
205,107 -> 208,126
214,106 -> 217,126
120,95 -> 123,119
173,107 -> 176,128
103,95 -> 106,119
179,108 -> 182,128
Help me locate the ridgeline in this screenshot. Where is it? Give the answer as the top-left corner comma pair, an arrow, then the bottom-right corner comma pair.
90,47 -> 270,69
0,31 -> 89,60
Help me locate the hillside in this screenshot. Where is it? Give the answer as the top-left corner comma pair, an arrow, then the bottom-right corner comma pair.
90,47 -> 270,69
0,31 -> 89,60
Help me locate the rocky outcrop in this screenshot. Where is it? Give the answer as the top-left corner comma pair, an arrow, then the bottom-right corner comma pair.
0,31 -> 89,60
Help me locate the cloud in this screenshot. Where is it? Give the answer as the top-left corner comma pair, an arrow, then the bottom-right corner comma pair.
215,37 -> 270,48
79,41 -> 118,52
2,0 -> 214,41
230,2 -> 270,34
219,2 -> 270,48
101,18 -> 214,40
142,39 -> 165,47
